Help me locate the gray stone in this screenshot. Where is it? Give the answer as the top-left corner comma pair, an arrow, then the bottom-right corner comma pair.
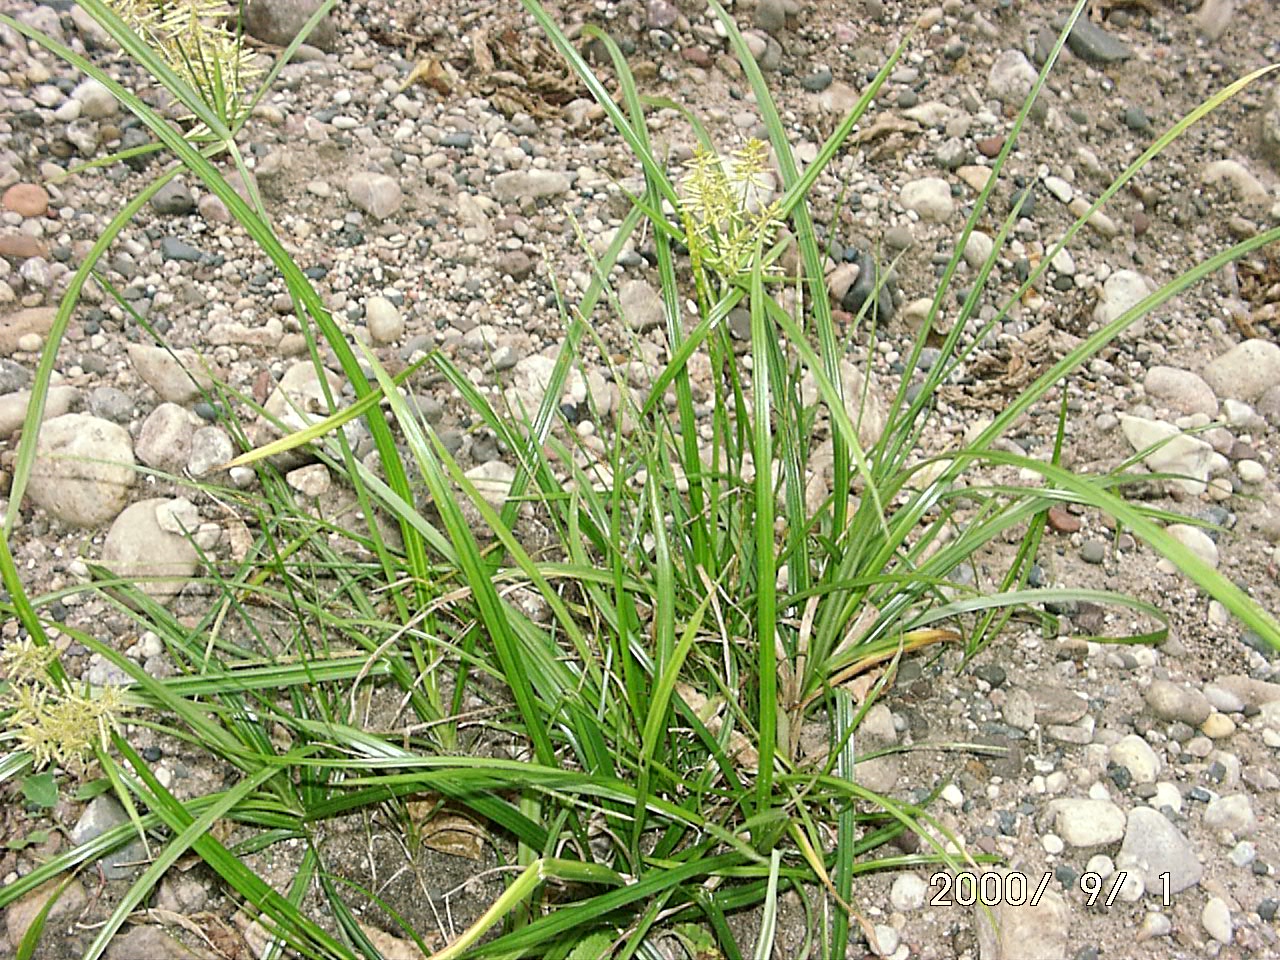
286,463 -> 331,497
1117,808 -> 1202,895
1204,794 -> 1256,837
150,178 -> 195,216
900,177 -> 953,222
346,173 -> 403,220
29,414 -> 135,527
159,237 -> 202,262
1211,674 -> 1280,710
1110,734 -> 1160,784
854,702 -> 899,794
102,499 -> 199,604
188,426 -> 234,477
1048,798 -> 1126,847
1202,339 -> 1280,402
1145,680 -> 1212,725
619,279 -> 666,332
128,343 -> 214,404
493,169 -> 572,202
753,0 -> 787,34
0,385 -> 77,439
243,0 -> 337,52
975,872 -> 1069,960
105,925 -> 210,960
1142,366 -> 1217,417
987,49 -> 1038,105
1061,15 -> 1133,63
1195,0 -> 1236,40
646,0 -> 678,30
0,358 -> 31,394
135,403 -> 199,474
5,877 -> 88,953
1027,684 -> 1087,724
71,78 -> 119,119
88,385 -> 134,424
70,796 -> 147,880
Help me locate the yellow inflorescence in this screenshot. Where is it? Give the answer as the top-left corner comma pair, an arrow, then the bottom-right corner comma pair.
1,637 -> 126,771
110,0 -> 263,127
680,138 -> 784,284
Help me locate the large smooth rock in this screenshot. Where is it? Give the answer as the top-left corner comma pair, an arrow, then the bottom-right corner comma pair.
0,385 -> 77,439
1048,798 -> 1126,847
1116,807 -> 1202,895
988,49 -> 1038,105
29,414 -> 135,526
975,872 -> 1069,960
900,177 -> 954,222
70,796 -> 148,880
1142,366 -> 1217,417
264,361 -> 344,432
101,499 -> 200,604
128,343 -> 215,403
1202,339 -> 1280,402
135,403 -> 200,474
243,0 -> 336,51
1093,270 -> 1155,326
619,279 -> 666,332
493,170 -> 572,202
0,307 -> 56,356
346,173 -> 403,220
1120,415 -> 1218,496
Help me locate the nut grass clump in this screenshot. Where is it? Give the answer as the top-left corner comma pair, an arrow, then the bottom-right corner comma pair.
680,138 -> 785,284
109,0 -> 262,127
1,637 -> 126,772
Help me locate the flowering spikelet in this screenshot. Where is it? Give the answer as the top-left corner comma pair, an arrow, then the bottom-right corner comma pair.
108,0 -> 263,128
1,637 -> 126,772
680,138 -> 784,283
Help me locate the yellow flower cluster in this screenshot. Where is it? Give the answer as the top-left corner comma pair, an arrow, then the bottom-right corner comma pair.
110,0 -> 263,126
680,139 -> 784,283
1,637 -> 125,771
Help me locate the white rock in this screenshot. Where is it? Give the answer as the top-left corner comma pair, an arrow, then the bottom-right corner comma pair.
1203,794 -> 1255,837
345,172 -> 403,220
1093,270 -> 1155,325
987,49 -> 1038,104
128,343 -> 215,404
900,177 -> 954,222
1165,524 -> 1219,568
1202,339 -> 1280,402
465,460 -> 516,508
963,230 -> 994,267
1202,897 -> 1233,944
72,78 -> 119,118
493,169 -> 572,202
0,385 -> 77,439
1120,415 -> 1216,496
1238,460 -> 1266,483
364,296 -> 404,344
101,498 -> 199,605
29,414 -> 135,527
1202,159 -> 1269,206
1109,734 -> 1160,783
1048,798 -> 1126,847
889,873 -> 927,911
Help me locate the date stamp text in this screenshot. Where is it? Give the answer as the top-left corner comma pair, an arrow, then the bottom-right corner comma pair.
929,870 -> 1173,908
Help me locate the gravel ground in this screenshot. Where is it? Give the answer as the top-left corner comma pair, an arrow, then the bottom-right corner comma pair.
2,0 -> 1280,958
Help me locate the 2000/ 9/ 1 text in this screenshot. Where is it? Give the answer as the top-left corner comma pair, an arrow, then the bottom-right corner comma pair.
929,871 -> 1173,907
